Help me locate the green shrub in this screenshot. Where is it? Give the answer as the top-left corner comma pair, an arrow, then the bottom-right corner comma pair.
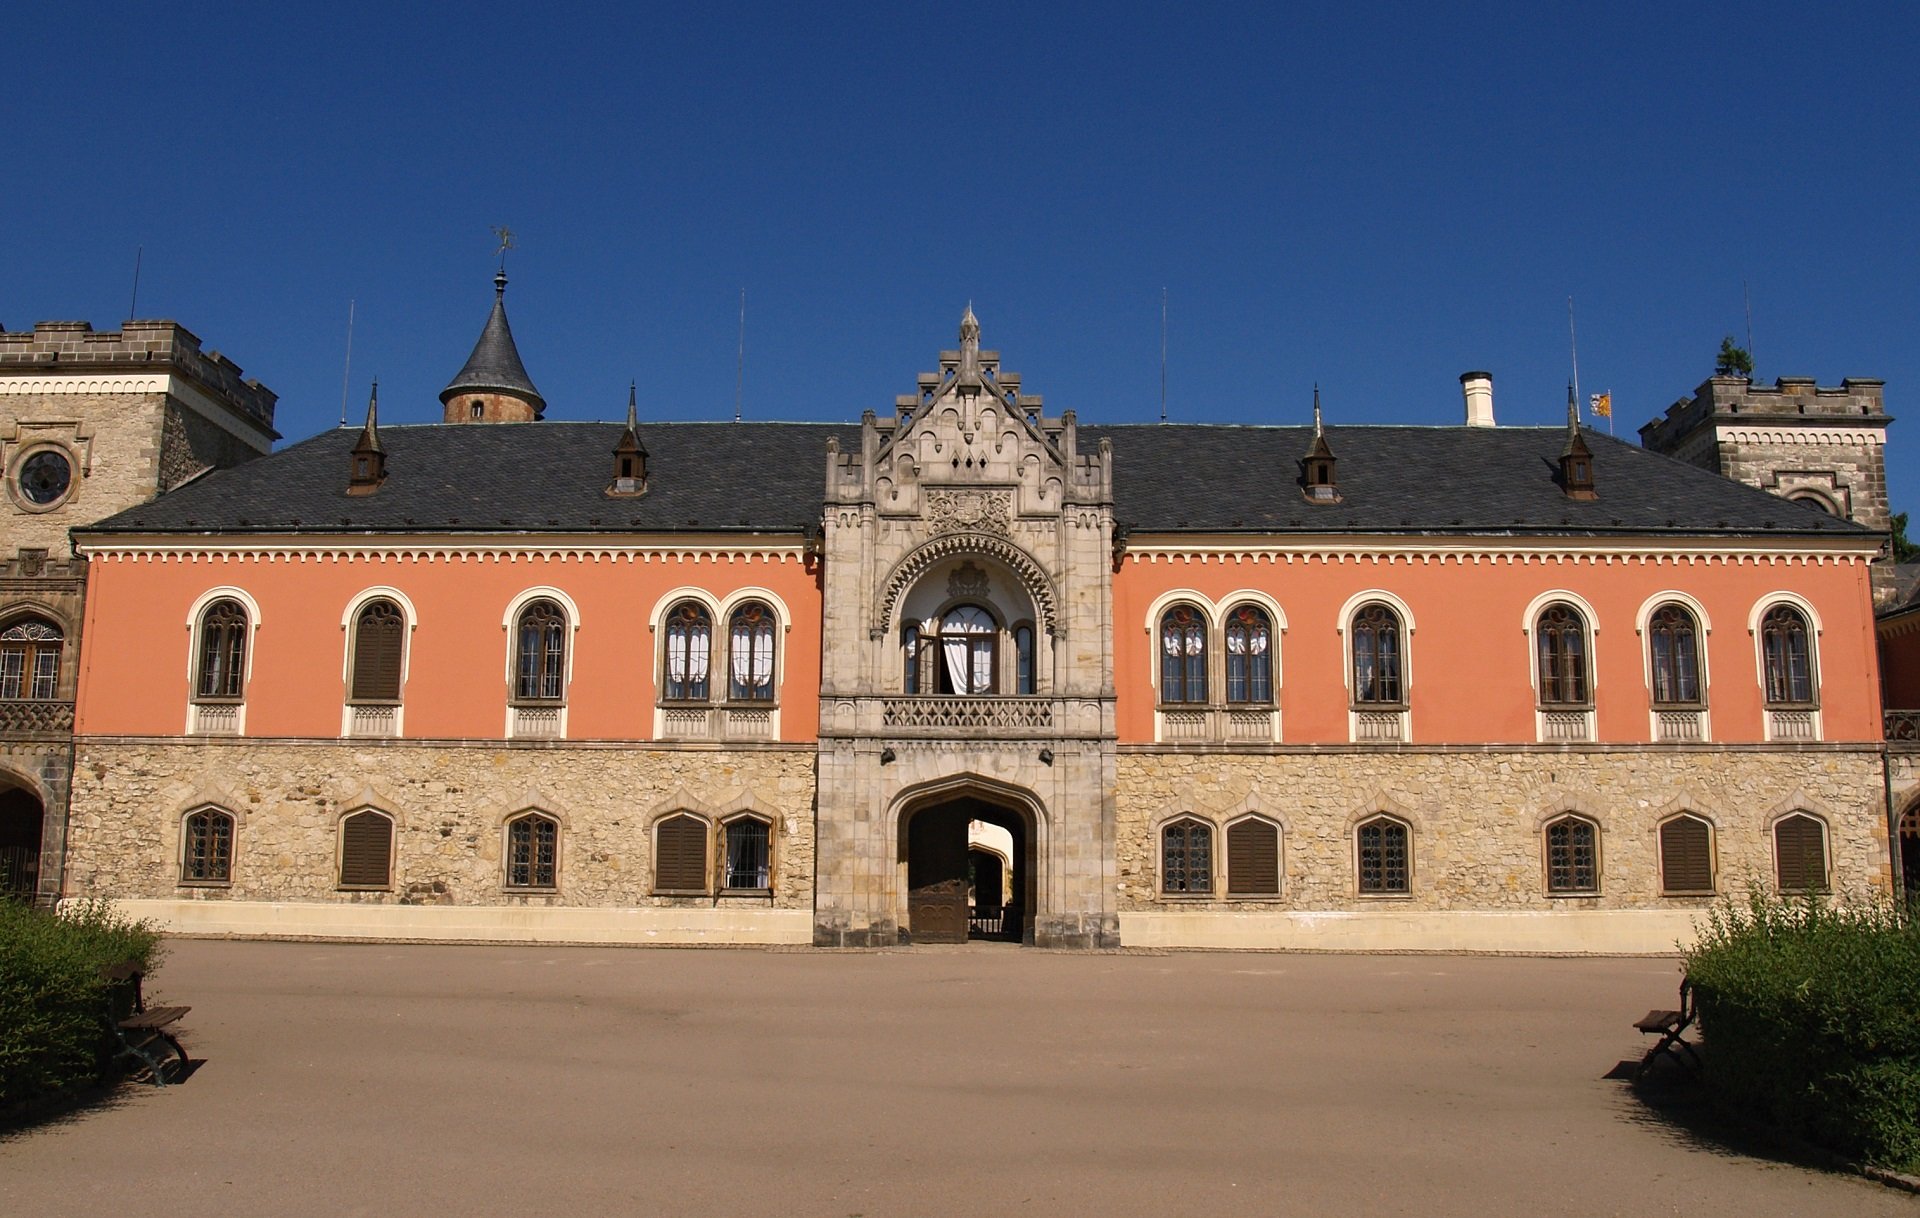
0,898 -> 163,1108
1683,890 -> 1920,1171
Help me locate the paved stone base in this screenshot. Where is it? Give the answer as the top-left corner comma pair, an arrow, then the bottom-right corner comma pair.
96,898 -> 814,944
1120,908 -> 1704,954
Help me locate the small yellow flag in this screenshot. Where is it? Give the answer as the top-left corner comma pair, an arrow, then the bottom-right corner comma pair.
1589,392 -> 1612,418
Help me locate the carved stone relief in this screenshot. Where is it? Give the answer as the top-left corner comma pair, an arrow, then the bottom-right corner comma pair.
925,489 -> 1010,537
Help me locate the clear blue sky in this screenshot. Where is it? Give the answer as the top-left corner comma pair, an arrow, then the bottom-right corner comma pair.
7,4 -> 1917,512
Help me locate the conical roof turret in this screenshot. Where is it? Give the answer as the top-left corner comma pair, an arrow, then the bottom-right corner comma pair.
441,270 -> 545,419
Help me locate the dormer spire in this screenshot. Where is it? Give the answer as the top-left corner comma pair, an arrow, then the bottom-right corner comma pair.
348,380 -> 386,494
1302,384 -> 1339,503
608,381 -> 648,498
1559,381 -> 1597,500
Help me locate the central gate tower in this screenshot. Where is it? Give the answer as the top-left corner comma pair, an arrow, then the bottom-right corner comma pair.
813,310 -> 1119,947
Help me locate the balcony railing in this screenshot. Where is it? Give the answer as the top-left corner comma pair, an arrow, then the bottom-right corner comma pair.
1887,710 -> 1920,741
0,700 -> 74,735
882,697 -> 1054,733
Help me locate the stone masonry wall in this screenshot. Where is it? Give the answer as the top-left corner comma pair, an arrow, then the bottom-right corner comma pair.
67,740 -> 817,909
1115,747 -> 1890,912
2,391 -> 166,555
158,401 -> 262,492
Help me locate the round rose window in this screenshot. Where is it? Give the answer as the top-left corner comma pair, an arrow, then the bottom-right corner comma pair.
17,450 -> 72,505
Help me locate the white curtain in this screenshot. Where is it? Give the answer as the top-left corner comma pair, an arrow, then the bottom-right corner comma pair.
669,621 -> 710,682
942,606 -> 994,695
730,618 -> 774,691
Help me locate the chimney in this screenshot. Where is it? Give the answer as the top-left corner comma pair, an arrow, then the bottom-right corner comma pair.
1460,371 -> 1494,427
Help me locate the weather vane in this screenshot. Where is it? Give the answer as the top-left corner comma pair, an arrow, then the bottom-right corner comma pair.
492,225 -> 515,270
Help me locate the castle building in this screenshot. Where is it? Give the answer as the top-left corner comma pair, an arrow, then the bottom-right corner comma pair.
46,283 -> 1899,950
0,321 -> 276,901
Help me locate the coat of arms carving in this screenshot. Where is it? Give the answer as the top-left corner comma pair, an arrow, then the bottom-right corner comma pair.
925,489 -> 1010,536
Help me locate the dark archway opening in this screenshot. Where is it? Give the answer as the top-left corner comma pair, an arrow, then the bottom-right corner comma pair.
1900,806 -> 1920,906
0,786 -> 45,902
901,794 -> 1034,945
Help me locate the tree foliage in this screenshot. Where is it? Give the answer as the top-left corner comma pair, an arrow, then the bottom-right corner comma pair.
1715,336 -> 1754,378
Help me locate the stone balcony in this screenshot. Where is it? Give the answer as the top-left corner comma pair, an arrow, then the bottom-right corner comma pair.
821,695 -> 1109,740
0,700 -> 74,736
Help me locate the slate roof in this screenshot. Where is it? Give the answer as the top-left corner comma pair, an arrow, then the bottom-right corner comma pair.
441,279 -> 545,415
80,420 -> 1874,541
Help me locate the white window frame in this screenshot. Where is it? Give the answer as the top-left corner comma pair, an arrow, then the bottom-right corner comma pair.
1635,591 -> 1712,743
184,586 -> 264,736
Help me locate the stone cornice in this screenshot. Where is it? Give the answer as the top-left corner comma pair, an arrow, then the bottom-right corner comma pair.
0,372 -> 277,448
73,532 -> 812,564
71,733 -> 820,753
1714,422 -> 1887,445
1119,533 -> 1879,565
1116,741 -> 1883,756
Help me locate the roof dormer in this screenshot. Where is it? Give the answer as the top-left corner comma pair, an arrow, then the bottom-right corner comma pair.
608,383 -> 648,497
1559,383 -> 1597,500
347,381 -> 386,495
1301,386 -> 1339,503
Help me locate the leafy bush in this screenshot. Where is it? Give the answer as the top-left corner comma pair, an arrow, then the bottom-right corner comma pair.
0,898 -> 162,1108
1684,891 -> 1920,1171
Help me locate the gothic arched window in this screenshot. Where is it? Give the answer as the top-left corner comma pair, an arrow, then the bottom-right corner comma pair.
1761,605 -> 1815,706
1224,605 -> 1272,705
1159,605 -> 1208,704
1648,604 -> 1701,705
723,817 -> 772,891
1162,818 -> 1213,894
0,617 -> 62,701
181,807 -> 234,884
1350,604 -> 1403,705
663,601 -> 712,702
1544,815 -> 1599,894
194,599 -> 249,701
1534,604 -> 1589,706
1357,816 -> 1411,894
349,599 -> 406,703
505,812 -> 559,890
514,600 -> 568,702
1013,623 -> 1036,696
902,623 -> 922,694
338,809 -> 394,890
727,602 -> 776,702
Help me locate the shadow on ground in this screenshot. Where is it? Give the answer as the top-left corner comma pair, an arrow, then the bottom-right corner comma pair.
1609,1052 -> 1853,1177
0,1059 -> 201,1142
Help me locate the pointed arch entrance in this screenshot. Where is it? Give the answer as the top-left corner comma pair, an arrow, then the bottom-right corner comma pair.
0,782 -> 44,902
896,780 -> 1041,945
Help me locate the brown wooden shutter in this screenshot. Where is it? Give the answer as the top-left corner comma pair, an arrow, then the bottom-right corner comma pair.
1775,816 -> 1826,891
655,815 -> 709,893
1659,817 -> 1713,894
351,603 -> 405,701
1226,819 -> 1280,895
339,811 -> 393,888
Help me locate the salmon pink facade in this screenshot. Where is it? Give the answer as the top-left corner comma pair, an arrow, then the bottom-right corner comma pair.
51,298 -> 1901,950
78,542 -> 824,742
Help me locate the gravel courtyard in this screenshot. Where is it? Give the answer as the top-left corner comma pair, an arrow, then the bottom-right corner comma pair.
1,940 -> 1908,1217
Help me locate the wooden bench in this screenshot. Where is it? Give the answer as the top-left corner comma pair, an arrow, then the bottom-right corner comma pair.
100,961 -> 189,1087
1632,977 -> 1699,1078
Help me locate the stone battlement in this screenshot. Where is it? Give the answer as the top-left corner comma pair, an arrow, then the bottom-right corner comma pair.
0,320 -> 277,427
1640,375 -> 1887,448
